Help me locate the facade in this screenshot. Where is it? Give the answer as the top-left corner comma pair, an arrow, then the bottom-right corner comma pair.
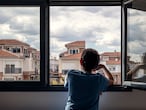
100,51 -> 121,84
0,39 -> 40,81
57,41 -> 121,85
59,41 -> 85,74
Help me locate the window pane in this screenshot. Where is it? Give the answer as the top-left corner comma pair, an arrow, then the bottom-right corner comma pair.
126,8 -> 146,83
50,6 -> 121,85
0,7 -> 40,81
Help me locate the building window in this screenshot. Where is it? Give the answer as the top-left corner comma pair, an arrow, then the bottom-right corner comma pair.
5,64 -> 22,74
12,47 -> 20,53
5,64 -> 11,73
70,49 -> 79,54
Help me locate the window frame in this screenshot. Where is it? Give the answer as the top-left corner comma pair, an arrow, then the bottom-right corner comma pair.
48,0 -> 131,91
0,0 -> 47,90
0,0 -> 132,91
123,0 -> 146,90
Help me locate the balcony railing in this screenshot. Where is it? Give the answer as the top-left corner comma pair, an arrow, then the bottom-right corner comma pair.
5,68 -> 22,74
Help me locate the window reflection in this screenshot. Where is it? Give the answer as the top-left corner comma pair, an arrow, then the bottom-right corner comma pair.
127,8 -> 146,83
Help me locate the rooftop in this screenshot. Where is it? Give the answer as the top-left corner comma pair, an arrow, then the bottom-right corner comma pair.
65,41 -> 85,48
60,53 -> 81,60
106,60 -> 121,65
101,51 -> 120,57
0,39 -> 30,46
0,49 -> 19,58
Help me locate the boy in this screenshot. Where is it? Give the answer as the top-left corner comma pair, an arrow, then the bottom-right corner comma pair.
64,48 -> 114,110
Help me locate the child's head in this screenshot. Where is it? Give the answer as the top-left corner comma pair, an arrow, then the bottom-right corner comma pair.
80,48 -> 100,72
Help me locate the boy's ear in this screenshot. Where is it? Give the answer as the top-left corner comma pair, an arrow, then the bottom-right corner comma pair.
80,58 -> 83,66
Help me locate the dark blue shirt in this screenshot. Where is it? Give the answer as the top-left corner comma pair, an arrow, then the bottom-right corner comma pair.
64,70 -> 109,110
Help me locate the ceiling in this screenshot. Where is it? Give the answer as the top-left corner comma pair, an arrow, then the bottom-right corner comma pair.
129,0 -> 146,11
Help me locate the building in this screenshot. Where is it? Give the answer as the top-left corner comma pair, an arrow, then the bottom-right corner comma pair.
0,39 -> 40,81
58,41 -> 121,85
59,41 -> 85,74
100,51 -> 121,84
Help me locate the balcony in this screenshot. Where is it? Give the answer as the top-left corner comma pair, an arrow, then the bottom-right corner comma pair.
5,68 -> 22,74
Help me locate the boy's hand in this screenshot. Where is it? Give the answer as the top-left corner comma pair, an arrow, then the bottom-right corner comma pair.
96,64 -> 105,70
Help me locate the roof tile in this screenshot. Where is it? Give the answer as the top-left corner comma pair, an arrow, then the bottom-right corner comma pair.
65,41 -> 85,48
0,49 -> 19,58
0,39 -> 29,46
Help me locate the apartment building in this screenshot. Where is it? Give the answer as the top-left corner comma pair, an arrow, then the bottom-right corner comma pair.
100,51 -> 121,84
0,39 -> 40,81
59,41 -> 85,74
58,41 -> 121,85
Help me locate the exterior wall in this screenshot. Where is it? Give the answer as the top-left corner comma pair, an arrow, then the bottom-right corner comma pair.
100,55 -> 121,84
0,60 -> 3,72
3,59 -> 22,72
0,58 -> 23,80
0,72 -> 3,80
107,64 -> 121,73
23,57 -> 34,72
1,45 -> 29,57
50,59 -> 59,73
0,40 -> 40,80
59,59 -> 81,74
101,56 -> 109,61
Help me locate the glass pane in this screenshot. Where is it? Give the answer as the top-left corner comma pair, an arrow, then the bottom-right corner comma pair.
126,8 -> 146,83
50,6 -> 121,85
0,7 -> 40,81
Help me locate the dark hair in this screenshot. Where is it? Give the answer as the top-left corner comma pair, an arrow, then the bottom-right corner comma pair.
81,48 -> 100,72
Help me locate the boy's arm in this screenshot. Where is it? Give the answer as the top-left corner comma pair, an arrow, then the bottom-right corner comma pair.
97,64 -> 114,85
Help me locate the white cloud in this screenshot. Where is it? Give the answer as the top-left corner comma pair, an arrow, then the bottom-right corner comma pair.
127,8 -> 146,63
0,7 -> 40,50
51,6 -> 120,36
15,34 -> 27,42
50,6 -> 121,56
0,24 -> 10,34
50,37 -> 69,58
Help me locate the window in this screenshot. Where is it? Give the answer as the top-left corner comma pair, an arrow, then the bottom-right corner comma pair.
1,0 -> 144,91
0,0 -> 46,90
12,47 -> 20,53
0,6 -> 40,82
50,5 -> 122,86
123,0 -> 146,89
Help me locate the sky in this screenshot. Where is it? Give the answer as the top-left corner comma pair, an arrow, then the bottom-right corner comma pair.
50,6 -> 121,59
127,8 -> 146,62
1,6 -> 145,62
0,7 -> 40,50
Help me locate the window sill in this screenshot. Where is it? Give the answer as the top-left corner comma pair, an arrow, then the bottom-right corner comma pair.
0,85 -> 132,92
106,85 -> 132,92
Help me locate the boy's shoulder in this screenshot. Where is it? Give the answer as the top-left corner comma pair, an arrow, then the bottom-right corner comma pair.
67,69 -> 82,75
67,70 -> 103,77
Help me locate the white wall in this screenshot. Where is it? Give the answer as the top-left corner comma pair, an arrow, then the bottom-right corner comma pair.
0,89 -> 146,110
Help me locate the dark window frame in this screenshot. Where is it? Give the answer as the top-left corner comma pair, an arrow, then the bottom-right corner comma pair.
123,1 -> 146,90
0,0 -> 47,91
0,0 -> 132,91
48,0 -> 131,91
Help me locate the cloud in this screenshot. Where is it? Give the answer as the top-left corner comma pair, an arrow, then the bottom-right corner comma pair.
50,37 -> 69,58
127,8 -> 146,62
9,12 -> 40,35
50,6 -> 121,57
0,7 -> 40,50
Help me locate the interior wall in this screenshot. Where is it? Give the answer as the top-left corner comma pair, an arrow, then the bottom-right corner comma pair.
0,89 -> 145,110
